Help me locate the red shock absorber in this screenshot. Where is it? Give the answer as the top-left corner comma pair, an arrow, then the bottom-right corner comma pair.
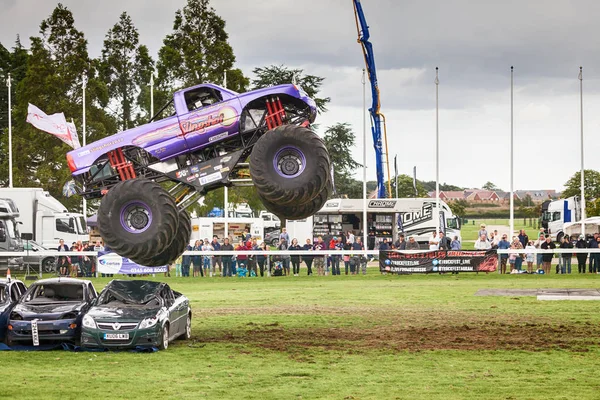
107,148 -> 137,181
265,96 -> 286,130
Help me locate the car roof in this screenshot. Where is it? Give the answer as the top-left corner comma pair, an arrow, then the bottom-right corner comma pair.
0,278 -> 24,285
33,278 -> 91,285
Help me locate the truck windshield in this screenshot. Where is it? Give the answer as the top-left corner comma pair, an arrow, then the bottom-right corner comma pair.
77,217 -> 88,235
5,219 -> 20,239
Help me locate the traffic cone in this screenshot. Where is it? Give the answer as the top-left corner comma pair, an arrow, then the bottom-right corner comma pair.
6,268 -> 11,281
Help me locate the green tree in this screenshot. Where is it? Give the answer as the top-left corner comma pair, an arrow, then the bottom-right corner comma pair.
12,4 -> 115,210
251,65 -> 331,113
387,174 -> 428,198
157,0 -> 240,89
421,181 -> 464,192
562,169 -> 600,216
323,123 -> 361,198
482,181 -> 500,191
448,199 -> 468,217
100,12 -> 154,130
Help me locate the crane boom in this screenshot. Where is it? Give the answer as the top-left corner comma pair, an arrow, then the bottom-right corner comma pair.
353,0 -> 392,199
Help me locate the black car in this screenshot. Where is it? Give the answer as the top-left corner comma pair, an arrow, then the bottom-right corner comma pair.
0,278 -> 27,342
6,278 -> 98,346
81,280 -> 191,350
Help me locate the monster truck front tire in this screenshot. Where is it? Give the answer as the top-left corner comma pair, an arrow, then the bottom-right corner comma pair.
250,125 -> 331,206
258,182 -> 331,221
133,210 -> 191,267
97,178 -> 179,261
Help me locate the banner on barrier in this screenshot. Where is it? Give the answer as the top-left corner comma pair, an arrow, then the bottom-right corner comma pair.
379,250 -> 498,274
97,252 -> 167,275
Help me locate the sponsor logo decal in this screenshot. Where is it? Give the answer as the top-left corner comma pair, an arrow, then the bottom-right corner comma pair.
77,150 -> 91,157
209,132 -> 229,142
199,171 -> 222,185
368,200 -> 397,208
90,138 -> 124,153
175,169 -> 189,178
180,106 -> 238,135
190,165 -> 200,173
325,201 -> 340,207
400,203 -> 434,227
186,174 -> 198,183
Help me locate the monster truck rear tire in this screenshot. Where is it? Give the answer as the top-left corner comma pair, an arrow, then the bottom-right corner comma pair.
133,210 -> 191,267
258,182 -> 331,221
250,125 -> 330,206
98,179 -> 179,261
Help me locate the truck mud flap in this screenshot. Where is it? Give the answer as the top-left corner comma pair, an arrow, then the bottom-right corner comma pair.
163,149 -> 245,191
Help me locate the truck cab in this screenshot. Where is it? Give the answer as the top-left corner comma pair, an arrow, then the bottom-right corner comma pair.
0,199 -> 24,271
259,211 -> 281,232
541,196 -> 581,241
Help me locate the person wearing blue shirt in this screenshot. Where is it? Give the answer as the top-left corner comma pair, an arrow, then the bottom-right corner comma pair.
450,236 -> 461,250
497,234 -> 511,274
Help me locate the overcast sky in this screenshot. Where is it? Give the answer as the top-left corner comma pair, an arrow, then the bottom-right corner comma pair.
2,0 -> 600,191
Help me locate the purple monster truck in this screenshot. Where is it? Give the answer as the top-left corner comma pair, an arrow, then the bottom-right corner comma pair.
66,83 -> 331,266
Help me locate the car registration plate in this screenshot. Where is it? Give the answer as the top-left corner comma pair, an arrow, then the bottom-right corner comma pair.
103,333 -> 129,340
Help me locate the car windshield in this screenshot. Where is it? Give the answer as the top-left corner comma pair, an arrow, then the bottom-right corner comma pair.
5,219 -> 19,239
97,280 -> 162,306
0,285 -> 7,303
23,283 -> 84,303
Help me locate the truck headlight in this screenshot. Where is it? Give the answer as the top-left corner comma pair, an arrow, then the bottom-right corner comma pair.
139,317 -> 158,329
82,314 -> 96,329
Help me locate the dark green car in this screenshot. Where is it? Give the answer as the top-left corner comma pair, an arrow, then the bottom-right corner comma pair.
80,280 -> 191,350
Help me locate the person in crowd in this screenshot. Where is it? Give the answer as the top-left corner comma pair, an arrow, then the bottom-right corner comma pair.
406,236 -> 420,250
357,237 -> 368,275
576,234 -> 588,273
478,224 -> 488,240
326,236 -> 338,275
277,239 -> 291,276
211,236 -> 222,276
474,234 -> 491,251
518,230 -> 529,249
202,238 -> 213,277
246,238 -> 257,276
256,241 -> 269,277
588,233 -> 600,274
174,254 -> 183,277
525,240 -> 536,273
593,235 -> 600,274
534,233 -> 545,271
497,234 -> 510,274
220,238 -> 234,277
302,238 -> 314,276
451,236 -> 461,250
509,237 -> 524,272
379,238 -> 390,251
279,227 -> 290,244
70,241 -> 83,277
192,240 -> 203,277
428,231 -> 439,250
289,238 -> 302,276
243,229 -> 251,243
540,235 -> 556,274
559,235 -> 573,274
330,237 -> 343,276
182,243 -> 192,277
343,238 -> 352,274
235,239 -> 248,273
393,234 -> 406,250
313,236 -> 326,276
347,230 -> 355,245
438,231 -> 451,250
556,236 -> 565,274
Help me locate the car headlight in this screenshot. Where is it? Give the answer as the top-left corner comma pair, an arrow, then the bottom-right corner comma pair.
139,317 -> 158,329
82,314 -> 96,329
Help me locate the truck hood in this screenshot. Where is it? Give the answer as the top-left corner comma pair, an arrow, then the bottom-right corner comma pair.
86,304 -> 162,322
12,302 -> 85,320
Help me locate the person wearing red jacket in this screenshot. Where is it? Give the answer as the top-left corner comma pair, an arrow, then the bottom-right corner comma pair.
235,240 -> 248,270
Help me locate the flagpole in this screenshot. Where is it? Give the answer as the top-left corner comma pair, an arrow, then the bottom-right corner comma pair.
435,67 -> 440,233
362,68 -> 367,249
150,73 -> 154,118
82,74 -> 87,217
223,70 -> 229,240
510,66 -> 514,240
579,66 -> 585,234
7,73 -> 12,188
394,155 -> 398,199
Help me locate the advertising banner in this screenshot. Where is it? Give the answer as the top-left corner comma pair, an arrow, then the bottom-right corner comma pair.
96,251 -> 167,275
380,250 -> 498,274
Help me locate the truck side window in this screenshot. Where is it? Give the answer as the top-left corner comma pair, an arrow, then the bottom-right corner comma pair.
56,218 -> 76,234
184,88 -> 223,111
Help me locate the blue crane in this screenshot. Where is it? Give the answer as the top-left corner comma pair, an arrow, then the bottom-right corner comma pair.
353,0 -> 392,199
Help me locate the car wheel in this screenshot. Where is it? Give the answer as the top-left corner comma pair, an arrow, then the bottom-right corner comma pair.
159,324 -> 169,351
178,314 -> 191,340
42,258 -> 56,273
271,238 -> 279,247
5,334 -> 14,348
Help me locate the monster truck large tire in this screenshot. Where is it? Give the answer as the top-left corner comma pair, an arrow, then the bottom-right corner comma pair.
258,182 -> 331,221
250,125 -> 330,206
133,211 -> 191,267
98,179 -> 178,261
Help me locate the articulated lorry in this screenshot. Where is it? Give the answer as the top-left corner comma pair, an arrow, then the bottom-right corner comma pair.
541,196 -> 582,241
0,198 -> 24,270
0,188 -> 88,248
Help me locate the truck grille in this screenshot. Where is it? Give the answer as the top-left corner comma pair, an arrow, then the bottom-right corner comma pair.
97,322 -> 138,331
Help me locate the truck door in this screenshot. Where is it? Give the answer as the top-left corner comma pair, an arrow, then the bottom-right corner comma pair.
177,86 -> 241,152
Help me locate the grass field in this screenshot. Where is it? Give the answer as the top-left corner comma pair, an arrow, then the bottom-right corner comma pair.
461,219 -> 539,249
2,270 -> 600,399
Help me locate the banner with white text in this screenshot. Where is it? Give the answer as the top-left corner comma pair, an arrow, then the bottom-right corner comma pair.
379,250 -> 498,274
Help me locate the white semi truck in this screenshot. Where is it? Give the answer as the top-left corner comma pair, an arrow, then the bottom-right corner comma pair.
0,188 -> 88,248
286,198 -> 462,249
541,196 -> 581,241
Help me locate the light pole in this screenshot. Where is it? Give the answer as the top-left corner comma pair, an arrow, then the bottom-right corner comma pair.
150,72 -> 154,118
435,67 -> 440,233
509,66 -> 514,240
82,73 -> 87,216
7,73 -> 12,188
362,69 -> 367,249
579,67 -> 586,235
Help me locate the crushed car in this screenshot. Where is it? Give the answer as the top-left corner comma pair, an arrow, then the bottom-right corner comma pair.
81,280 -> 191,351
0,278 -> 27,343
6,278 -> 97,346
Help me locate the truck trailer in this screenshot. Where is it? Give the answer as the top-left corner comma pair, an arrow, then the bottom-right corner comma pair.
0,188 -> 88,248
